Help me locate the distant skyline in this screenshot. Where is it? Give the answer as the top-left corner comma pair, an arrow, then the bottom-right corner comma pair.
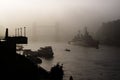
0,0 -> 120,41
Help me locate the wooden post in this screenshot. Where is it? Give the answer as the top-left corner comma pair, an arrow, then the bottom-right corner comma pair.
20,27 -> 22,36
5,28 -> 8,39
24,27 -> 26,36
18,28 -> 19,36
15,28 -> 17,36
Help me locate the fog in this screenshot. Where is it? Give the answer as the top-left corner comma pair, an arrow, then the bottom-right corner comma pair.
0,0 -> 120,42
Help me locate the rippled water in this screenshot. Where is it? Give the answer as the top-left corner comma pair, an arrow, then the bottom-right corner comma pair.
24,42 -> 120,80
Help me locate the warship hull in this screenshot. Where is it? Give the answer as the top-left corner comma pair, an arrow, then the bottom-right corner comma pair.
70,40 -> 99,49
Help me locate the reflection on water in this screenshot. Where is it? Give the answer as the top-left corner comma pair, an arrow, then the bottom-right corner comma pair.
24,42 -> 120,80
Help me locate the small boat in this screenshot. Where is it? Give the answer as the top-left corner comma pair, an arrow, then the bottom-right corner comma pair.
65,48 -> 71,52
23,46 -> 54,58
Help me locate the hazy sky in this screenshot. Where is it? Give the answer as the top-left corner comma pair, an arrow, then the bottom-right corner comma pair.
0,0 -> 120,41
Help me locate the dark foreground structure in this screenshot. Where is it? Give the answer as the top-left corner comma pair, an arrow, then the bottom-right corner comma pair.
0,28 -> 64,80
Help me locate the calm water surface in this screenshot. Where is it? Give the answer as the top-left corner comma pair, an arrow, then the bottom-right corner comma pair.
24,42 -> 120,80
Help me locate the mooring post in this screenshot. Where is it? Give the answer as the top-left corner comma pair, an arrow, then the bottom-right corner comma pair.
24,27 -> 26,37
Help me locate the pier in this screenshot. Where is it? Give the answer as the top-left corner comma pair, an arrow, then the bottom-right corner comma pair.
0,28 -> 64,80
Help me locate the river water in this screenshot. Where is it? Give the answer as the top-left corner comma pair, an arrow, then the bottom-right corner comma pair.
24,42 -> 120,80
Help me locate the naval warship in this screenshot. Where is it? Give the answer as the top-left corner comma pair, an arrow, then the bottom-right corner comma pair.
70,27 -> 99,49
